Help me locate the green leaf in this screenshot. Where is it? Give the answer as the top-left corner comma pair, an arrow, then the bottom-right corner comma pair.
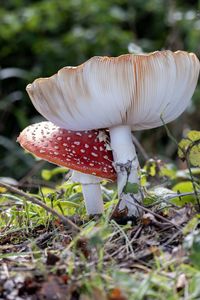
183,215 -> 200,235
40,187 -> 55,195
178,131 -> 200,166
178,138 -> 190,159
41,167 -> 67,180
160,164 -> 177,180
172,181 -> 196,206
123,182 -> 139,194
189,145 -> 200,167
144,159 -> 157,177
187,130 -> 200,142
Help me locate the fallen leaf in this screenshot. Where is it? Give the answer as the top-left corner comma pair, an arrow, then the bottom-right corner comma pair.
142,213 -> 156,226
108,288 -> 127,300
37,275 -> 69,300
169,206 -> 193,226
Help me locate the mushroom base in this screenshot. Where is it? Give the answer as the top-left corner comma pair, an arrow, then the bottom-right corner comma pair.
109,125 -> 143,217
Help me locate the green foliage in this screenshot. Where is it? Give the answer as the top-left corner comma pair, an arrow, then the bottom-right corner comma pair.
178,130 -> 200,167
123,182 -> 139,194
183,215 -> 200,235
41,167 -> 68,181
0,168 -> 117,230
172,181 -> 197,205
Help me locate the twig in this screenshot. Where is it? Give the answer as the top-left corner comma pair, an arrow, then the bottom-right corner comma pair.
160,115 -> 179,148
0,182 -> 80,232
129,225 -> 143,242
146,190 -> 200,209
132,134 -> 149,161
162,230 -> 182,247
127,198 -> 182,231
110,219 -> 135,256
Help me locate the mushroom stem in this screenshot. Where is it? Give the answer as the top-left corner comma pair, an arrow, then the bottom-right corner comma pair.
109,125 -> 143,216
81,184 -> 104,215
71,171 -> 104,215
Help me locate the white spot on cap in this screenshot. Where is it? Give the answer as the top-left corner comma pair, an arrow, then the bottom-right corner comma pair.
39,150 -> 46,154
67,137 -> 71,141
89,163 -> 94,166
80,149 -> 85,153
54,146 -> 59,150
74,141 -> 80,145
100,147 -> 104,151
88,134 -> 92,138
93,146 -> 98,150
76,132 -> 82,136
91,152 -> 98,157
57,137 -> 62,141
63,143 -> 67,146
85,144 -> 89,148
54,152 -> 59,155
103,155 -> 108,160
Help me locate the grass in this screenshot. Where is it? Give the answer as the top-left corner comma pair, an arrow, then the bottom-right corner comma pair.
1,163 -> 200,299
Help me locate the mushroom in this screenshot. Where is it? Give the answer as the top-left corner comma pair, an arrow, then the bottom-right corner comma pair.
26,50 -> 200,216
17,121 -> 116,215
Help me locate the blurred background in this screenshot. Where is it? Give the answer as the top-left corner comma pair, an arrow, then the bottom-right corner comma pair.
0,0 -> 200,183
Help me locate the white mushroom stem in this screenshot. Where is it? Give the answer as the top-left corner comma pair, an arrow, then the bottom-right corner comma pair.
71,171 -> 104,215
109,125 -> 142,216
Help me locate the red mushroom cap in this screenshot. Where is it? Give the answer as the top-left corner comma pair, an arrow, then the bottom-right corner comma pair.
17,121 -> 116,181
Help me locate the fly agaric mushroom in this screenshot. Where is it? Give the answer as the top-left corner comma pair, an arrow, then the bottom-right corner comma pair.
26,50 -> 200,216
17,121 -> 116,214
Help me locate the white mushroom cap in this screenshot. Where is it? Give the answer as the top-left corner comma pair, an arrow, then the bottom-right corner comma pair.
26,50 -> 200,131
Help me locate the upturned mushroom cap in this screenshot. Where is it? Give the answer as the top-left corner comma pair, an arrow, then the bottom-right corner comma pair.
26,50 -> 199,131
17,122 -> 116,181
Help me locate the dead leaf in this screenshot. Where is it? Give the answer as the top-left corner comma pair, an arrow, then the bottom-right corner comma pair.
37,275 -> 69,300
76,237 -> 90,258
108,288 -> 127,300
169,206 -> 193,226
149,246 -> 160,257
142,213 -> 156,225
